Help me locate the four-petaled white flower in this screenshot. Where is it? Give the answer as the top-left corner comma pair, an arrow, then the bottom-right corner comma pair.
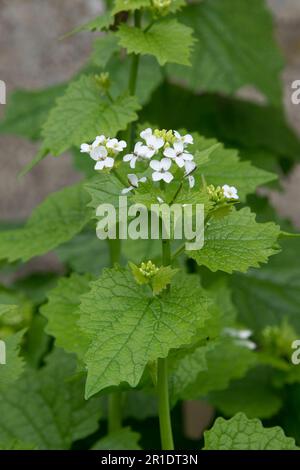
121,174 -> 147,194
222,184 -> 239,200
106,138 -> 127,154
150,158 -> 174,183
145,134 -> 164,154
123,142 -> 153,168
90,146 -> 114,170
163,141 -> 193,168
174,131 -> 193,147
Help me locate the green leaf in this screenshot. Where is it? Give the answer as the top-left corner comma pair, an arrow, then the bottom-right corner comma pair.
62,11 -> 114,38
170,0 -> 283,105
56,229 -> 110,276
0,349 -> 102,450
78,268 -> 211,397
169,337 -> 256,402
91,34 -> 120,69
210,367 -> 282,419
0,84 -> 66,140
42,75 -> 140,156
189,208 -> 280,274
130,262 -> 178,295
232,238 -> 300,332
85,173 -> 124,212
0,440 -> 37,450
0,330 -> 25,391
0,183 -> 92,263
92,427 -> 141,450
41,273 -> 92,360
194,135 -> 277,201
204,413 -> 298,450
117,19 -> 195,66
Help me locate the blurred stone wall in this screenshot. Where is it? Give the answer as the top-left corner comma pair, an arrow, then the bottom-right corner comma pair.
0,0 -> 299,225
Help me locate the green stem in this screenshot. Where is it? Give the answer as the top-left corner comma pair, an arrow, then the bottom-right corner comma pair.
157,238 -> 174,450
108,392 -> 123,433
157,357 -> 174,450
126,10 -> 141,148
107,237 -> 122,432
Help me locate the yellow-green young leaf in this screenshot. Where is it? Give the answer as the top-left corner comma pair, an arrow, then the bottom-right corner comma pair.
112,0 -> 150,14
62,11 -> 114,38
188,208 -> 280,274
151,266 -> 179,295
42,75 -> 140,156
0,330 -> 25,391
112,0 -> 185,14
170,0 -> 283,105
41,274 -> 92,361
78,268 -> 212,397
0,183 -> 92,263
92,427 -> 141,450
204,413 -> 299,450
117,19 -> 196,66
0,349 -> 102,450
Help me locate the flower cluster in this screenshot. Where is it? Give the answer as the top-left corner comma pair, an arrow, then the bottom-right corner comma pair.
80,129 -> 239,202
138,260 -> 159,278
81,135 -> 126,170
123,128 -> 196,188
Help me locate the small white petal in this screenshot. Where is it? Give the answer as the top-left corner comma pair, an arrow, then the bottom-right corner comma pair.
161,157 -> 172,171
173,130 -> 181,140
95,160 -> 105,170
129,156 -> 138,169
162,172 -> 174,183
128,174 -> 139,187
140,128 -> 153,140
183,152 -> 194,161
152,171 -> 163,182
150,160 -> 162,171
92,135 -> 106,148
188,175 -> 195,188
119,140 -> 127,149
185,160 -> 196,173
104,157 -> 114,168
183,134 -> 193,145
146,135 -> 164,150
123,153 -> 134,162
163,147 -> 176,159
121,186 -> 133,194
173,141 -> 184,153
175,156 -> 185,168
139,177 -> 147,183
80,143 -> 90,153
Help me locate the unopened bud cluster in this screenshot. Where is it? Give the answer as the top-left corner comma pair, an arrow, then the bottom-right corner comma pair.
139,261 -> 159,278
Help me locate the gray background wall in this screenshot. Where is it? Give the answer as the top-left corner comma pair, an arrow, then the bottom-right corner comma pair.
0,0 -> 299,225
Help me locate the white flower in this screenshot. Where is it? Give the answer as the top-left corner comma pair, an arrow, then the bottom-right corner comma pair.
121,174 -> 147,194
106,138 -> 127,153
174,131 -> 193,146
90,146 -> 114,170
145,134 -> 164,154
80,143 -> 91,153
123,142 -> 153,169
150,158 -> 174,183
140,128 -> 153,141
222,184 -> 239,200
163,141 -> 194,168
